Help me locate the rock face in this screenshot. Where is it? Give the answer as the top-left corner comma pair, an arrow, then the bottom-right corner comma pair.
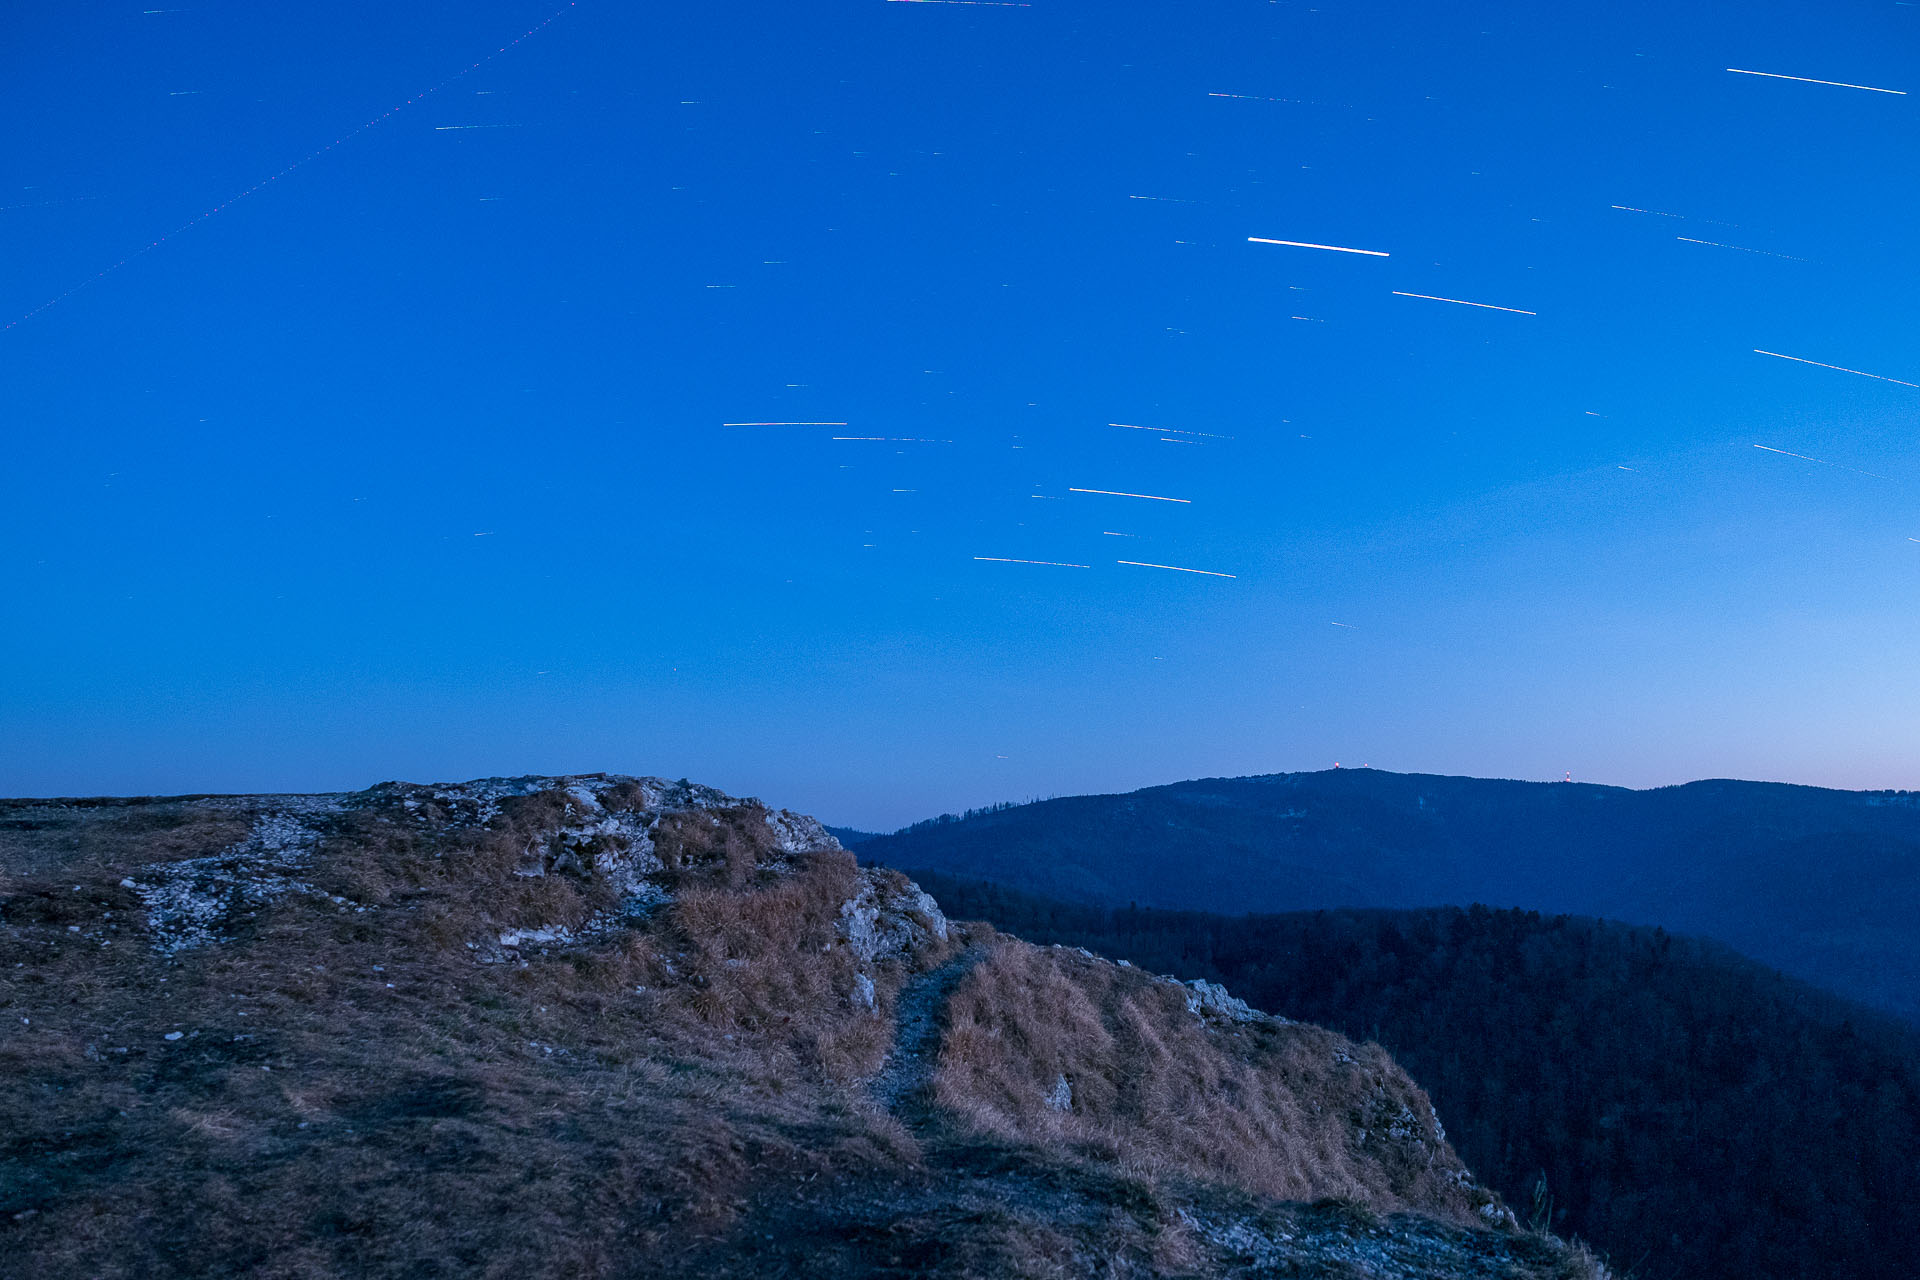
375,773 -> 844,960
0,774 -> 1604,1280
385,772 -> 840,882
112,774 -> 846,962
124,797 -> 344,954
1184,976 -> 1271,1025
836,872 -> 949,965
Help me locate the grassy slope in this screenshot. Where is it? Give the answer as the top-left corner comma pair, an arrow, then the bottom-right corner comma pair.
1,781 -> 1604,1279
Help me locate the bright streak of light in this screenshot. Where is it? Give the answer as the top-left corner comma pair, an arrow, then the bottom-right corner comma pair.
433,123 -> 523,131
1117,560 -> 1236,578
831,437 -> 952,443
1248,236 -> 1389,257
3,3 -> 579,333
1752,444 -> 1891,480
1754,349 -> 1919,388
1208,92 -> 1307,103
888,0 -> 1030,6
973,557 -> 1090,568
722,421 -> 848,426
1676,237 -> 1804,261
1101,531 -> 1141,537
1330,621 -> 1357,629
1069,487 -> 1192,503
1611,205 -> 1742,228
1128,195 -> 1195,203
1726,68 -> 1905,94
1110,423 -> 1234,440
1391,291 -> 1536,315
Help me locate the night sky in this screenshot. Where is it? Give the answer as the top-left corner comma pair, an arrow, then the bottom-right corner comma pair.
5,1 -> 1918,827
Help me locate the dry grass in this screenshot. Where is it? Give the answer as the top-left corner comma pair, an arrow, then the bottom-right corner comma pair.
0,798 -> 249,886
0,789 -> 920,1278
0,784 -> 1583,1279
933,938 -> 1498,1222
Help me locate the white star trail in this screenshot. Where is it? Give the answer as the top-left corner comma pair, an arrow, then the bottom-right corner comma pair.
1391,291 -> 1536,315
1610,205 -> 1742,228
1117,560 -> 1236,578
1726,68 -> 1905,94
1249,237 -> 1390,257
1069,487 -> 1192,503
722,421 -> 849,426
973,557 -> 1090,568
1753,350 -> 1918,388
1752,444 -> 1890,480
1209,92 -> 1308,104
1110,423 -> 1234,440
1676,237 -> 1805,261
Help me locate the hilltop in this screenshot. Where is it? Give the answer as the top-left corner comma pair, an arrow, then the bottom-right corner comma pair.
849,768 -> 1920,1020
0,776 -> 1604,1278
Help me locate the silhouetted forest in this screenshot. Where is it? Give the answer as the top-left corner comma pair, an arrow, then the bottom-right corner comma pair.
905,869 -> 1920,1280
852,770 -> 1920,1020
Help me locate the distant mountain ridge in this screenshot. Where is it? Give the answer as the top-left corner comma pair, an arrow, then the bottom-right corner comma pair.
850,768 -> 1920,1020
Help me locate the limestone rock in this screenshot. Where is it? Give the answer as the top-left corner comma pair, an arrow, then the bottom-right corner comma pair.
837,870 -> 951,964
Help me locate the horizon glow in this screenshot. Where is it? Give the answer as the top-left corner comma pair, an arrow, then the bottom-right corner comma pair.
4,0 -> 1918,829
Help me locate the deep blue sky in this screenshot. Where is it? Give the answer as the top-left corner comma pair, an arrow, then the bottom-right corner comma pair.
4,0 -> 1917,827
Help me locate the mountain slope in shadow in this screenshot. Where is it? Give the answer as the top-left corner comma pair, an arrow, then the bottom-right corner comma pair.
852,769 -> 1920,1019
902,870 -> 1920,1280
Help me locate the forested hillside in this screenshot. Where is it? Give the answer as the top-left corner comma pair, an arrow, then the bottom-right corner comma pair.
850,770 -> 1920,1020
905,870 -> 1920,1280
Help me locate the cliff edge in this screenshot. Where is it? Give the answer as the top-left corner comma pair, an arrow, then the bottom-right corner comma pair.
0,775 -> 1607,1278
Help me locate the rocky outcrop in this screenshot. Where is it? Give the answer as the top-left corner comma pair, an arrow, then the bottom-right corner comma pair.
836,870 -> 949,965
0,773 -> 1603,1280
123,797 -> 344,954
1184,976 -> 1273,1025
